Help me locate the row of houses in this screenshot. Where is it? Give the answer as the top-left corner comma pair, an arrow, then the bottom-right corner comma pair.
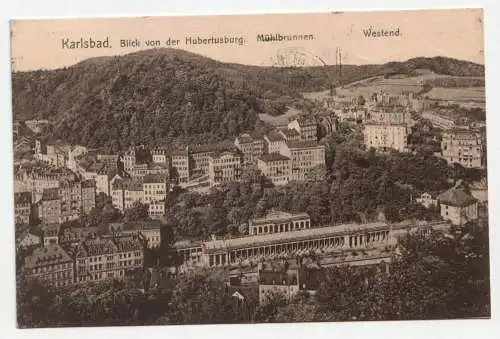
14,178 -> 96,225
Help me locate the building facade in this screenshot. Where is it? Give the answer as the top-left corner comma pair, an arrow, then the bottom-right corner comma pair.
24,244 -> 74,288
288,116 -> 318,141
363,123 -> 408,152
257,154 -> 291,186
207,151 -> 242,187
235,134 -> 265,165
279,141 -> 326,182
438,188 -> 478,225
75,237 -> 144,283
14,191 -> 32,224
441,129 -> 484,169
248,211 -> 311,236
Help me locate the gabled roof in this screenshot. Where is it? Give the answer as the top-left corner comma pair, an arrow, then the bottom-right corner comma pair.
25,244 -> 73,269
438,188 -> 477,207
285,140 -> 322,149
265,130 -> 286,142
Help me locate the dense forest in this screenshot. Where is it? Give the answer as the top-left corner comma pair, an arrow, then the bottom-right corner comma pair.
17,221 -> 490,327
12,49 -> 484,151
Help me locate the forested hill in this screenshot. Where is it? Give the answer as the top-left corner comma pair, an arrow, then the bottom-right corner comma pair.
12,49 -> 302,151
12,49 -> 484,151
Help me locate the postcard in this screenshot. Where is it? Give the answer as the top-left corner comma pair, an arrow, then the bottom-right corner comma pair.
10,8 -> 489,328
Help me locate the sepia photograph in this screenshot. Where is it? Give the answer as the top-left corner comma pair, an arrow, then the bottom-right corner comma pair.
9,8 -> 490,328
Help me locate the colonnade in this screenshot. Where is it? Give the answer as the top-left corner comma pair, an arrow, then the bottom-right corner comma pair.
205,229 -> 391,267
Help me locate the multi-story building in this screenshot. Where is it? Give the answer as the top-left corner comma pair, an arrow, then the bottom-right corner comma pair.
39,188 -> 61,224
416,192 -> 438,209
121,148 -> 136,173
74,237 -> 144,283
248,211 -> 311,236
122,220 -> 163,249
441,129 -> 484,169
235,133 -> 265,165
438,188 -> 478,225
148,200 -> 165,219
17,231 -> 41,249
279,141 -> 326,181
14,191 -> 32,224
422,111 -> 456,130
366,107 -> 409,125
111,178 -> 144,212
207,151 -> 242,187
171,149 -> 190,183
264,131 -> 287,154
288,116 -> 318,141
363,123 -> 408,152
129,163 -> 170,178
278,128 -> 301,142
142,174 -> 167,205
151,148 -> 168,164
42,223 -> 60,246
24,244 -> 74,288
59,179 -> 96,222
257,154 -> 291,186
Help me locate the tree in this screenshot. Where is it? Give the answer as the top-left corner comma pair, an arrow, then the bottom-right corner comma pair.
123,202 -> 150,223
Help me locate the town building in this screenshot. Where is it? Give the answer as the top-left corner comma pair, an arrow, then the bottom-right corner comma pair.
279,141 -> 326,181
248,211 -> 311,236
148,200 -> 166,219
470,178 -> 488,203
257,154 -> 291,186
438,188 -> 478,225
207,151 -> 242,187
171,149 -> 190,183
422,111 -> 456,130
264,131 -> 287,154
441,129 -> 484,169
24,119 -> 49,133
129,163 -> 170,178
42,223 -> 61,246
288,116 -> 318,141
17,231 -> 41,249
111,178 -> 144,212
363,123 -> 408,152
39,188 -> 61,224
235,133 -> 265,165
121,220 -> 163,249
59,226 -> 99,247
121,148 -> 136,173
14,191 -> 32,224
415,192 -> 438,209
59,179 -> 96,222
143,174 -> 168,205
366,106 -> 410,125
151,148 -> 169,164
278,129 -> 301,142
74,237 -> 144,283
24,244 -> 74,288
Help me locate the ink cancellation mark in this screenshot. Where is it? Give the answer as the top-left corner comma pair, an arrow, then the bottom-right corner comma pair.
362,26 -> 401,38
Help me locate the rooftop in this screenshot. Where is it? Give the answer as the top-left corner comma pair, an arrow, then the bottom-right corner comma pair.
143,174 -> 168,184
438,188 -> 477,207
250,211 -> 310,226
25,244 -> 72,269
265,130 -> 286,142
285,140 -> 322,149
77,238 -> 118,257
204,221 -> 388,252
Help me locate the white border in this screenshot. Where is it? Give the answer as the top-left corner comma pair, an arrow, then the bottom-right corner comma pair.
1,1 -> 499,339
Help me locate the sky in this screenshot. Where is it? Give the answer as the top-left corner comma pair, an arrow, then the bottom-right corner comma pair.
10,8 -> 484,71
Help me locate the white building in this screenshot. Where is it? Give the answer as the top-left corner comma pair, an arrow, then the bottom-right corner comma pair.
364,123 -> 408,152
207,151 -> 241,187
438,188 -> 478,226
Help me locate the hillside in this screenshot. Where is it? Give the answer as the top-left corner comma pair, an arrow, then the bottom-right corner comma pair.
11,49 -> 484,150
